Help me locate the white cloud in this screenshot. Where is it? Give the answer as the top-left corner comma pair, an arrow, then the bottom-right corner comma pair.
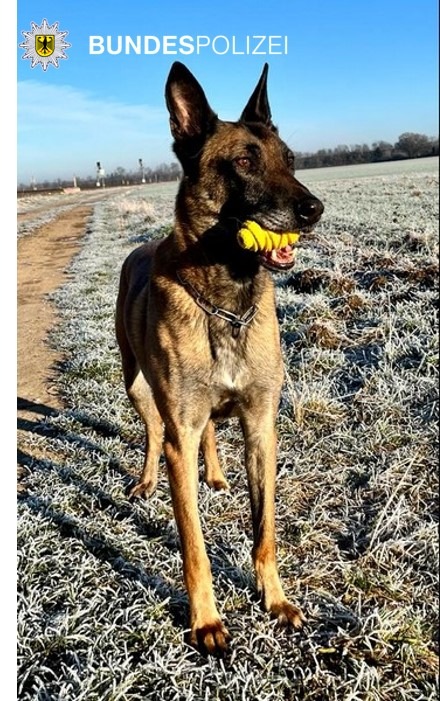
18,81 -> 173,181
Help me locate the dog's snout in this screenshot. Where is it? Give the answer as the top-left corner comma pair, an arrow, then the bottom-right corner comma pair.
295,197 -> 324,225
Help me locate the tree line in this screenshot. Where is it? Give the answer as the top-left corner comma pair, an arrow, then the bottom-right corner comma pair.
295,132 -> 438,169
18,162 -> 182,192
93,162 -> 182,187
18,132 -> 438,192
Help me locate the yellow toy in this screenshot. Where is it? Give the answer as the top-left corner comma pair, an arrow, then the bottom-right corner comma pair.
237,220 -> 300,252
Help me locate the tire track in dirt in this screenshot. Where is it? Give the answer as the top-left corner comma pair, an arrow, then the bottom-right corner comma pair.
17,205 -> 92,442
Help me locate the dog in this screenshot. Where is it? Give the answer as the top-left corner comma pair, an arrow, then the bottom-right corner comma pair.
116,61 -> 324,654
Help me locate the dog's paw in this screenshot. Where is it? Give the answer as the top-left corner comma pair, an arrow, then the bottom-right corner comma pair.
204,476 -> 230,491
128,480 -> 157,499
189,620 -> 231,656
270,600 -> 307,628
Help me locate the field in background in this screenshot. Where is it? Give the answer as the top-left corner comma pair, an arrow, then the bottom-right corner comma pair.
297,155 -> 439,183
17,159 -> 439,700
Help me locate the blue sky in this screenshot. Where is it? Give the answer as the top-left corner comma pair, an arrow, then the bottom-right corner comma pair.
17,0 -> 439,183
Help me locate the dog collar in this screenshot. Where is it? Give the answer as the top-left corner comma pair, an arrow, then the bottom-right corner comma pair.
176,271 -> 258,338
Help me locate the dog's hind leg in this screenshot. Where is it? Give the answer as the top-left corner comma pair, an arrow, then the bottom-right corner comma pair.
127,369 -> 163,498
116,314 -> 163,498
201,420 -> 230,491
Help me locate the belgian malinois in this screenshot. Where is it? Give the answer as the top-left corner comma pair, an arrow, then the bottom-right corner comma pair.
116,61 -> 324,654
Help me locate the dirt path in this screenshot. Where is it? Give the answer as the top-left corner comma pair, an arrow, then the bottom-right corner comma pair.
17,206 -> 91,423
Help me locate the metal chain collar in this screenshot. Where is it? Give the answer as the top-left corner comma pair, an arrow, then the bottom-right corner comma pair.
176,271 -> 258,338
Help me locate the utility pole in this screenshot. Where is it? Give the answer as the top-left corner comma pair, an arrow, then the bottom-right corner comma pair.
96,161 -> 106,188
139,158 -> 145,183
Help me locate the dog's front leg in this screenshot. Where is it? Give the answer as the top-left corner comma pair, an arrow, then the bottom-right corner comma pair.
164,426 -> 230,654
241,409 -> 306,628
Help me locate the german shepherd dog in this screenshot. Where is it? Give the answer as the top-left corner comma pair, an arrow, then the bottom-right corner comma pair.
116,61 -> 323,654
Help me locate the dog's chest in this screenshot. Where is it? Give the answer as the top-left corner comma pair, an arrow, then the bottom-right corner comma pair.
210,333 -> 248,392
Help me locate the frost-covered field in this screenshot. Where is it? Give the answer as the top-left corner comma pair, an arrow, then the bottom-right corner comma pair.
17,160 -> 439,700
296,156 -> 439,183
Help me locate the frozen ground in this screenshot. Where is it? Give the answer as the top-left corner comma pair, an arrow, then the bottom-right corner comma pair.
17,159 -> 438,700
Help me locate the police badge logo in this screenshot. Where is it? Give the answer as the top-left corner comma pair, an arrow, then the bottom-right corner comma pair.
35,35 -> 55,58
20,19 -> 70,71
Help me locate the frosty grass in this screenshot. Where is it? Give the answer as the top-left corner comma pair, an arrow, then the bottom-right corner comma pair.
18,159 -> 439,700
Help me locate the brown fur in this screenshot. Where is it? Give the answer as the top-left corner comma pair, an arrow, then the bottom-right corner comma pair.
115,62 -> 323,654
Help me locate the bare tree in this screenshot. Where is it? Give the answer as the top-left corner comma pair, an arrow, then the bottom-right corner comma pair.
395,133 -> 433,159
372,141 -> 394,161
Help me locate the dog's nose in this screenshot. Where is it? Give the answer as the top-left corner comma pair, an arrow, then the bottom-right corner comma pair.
296,197 -> 324,225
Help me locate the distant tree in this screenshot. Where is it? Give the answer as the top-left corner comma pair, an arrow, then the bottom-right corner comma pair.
156,163 -> 172,181
361,144 -> 373,163
395,132 -> 432,159
316,149 -> 333,167
429,136 -> 439,155
115,166 -> 126,176
169,162 -> 181,180
372,141 -> 394,161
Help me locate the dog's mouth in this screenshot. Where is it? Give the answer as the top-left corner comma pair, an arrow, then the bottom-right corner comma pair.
258,244 -> 297,271
236,220 -> 307,272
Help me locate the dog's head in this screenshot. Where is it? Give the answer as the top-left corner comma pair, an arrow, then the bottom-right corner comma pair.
165,61 -> 324,271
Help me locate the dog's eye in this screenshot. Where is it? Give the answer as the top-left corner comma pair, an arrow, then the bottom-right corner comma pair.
234,156 -> 252,170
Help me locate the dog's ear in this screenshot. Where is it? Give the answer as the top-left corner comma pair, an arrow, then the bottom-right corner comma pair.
165,62 -> 218,141
240,63 -> 273,126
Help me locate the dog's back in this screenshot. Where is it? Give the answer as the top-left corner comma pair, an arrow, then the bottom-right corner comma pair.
116,239 -> 161,373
